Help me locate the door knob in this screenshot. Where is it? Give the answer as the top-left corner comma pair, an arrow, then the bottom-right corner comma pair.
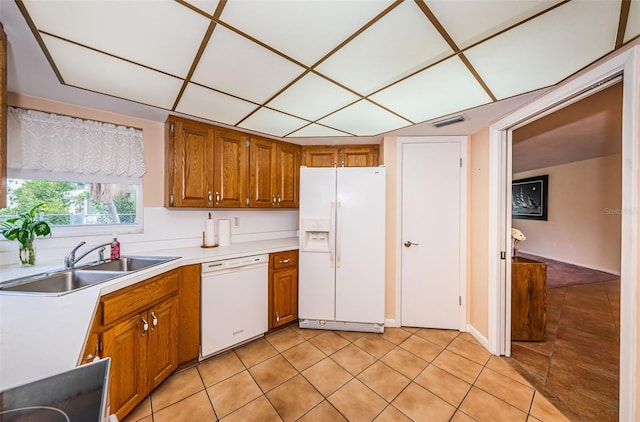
404,241 -> 420,247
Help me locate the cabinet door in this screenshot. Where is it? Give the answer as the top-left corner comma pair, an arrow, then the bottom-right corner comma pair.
167,117 -> 214,207
302,146 -> 339,167
147,295 -> 179,390
340,145 -> 379,167
102,313 -> 148,421
249,137 -> 276,207
272,267 -> 298,328
178,264 -> 200,364
213,129 -> 248,207
275,143 -> 301,208
511,261 -> 547,341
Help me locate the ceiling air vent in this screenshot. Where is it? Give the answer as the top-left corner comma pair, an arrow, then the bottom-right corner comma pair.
431,114 -> 465,128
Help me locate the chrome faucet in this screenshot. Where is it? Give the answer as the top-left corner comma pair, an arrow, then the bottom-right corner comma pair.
64,241 -> 112,268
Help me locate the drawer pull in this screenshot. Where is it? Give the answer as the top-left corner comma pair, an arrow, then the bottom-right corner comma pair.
279,259 -> 291,264
276,311 -> 280,323
151,312 -> 158,330
141,316 -> 149,336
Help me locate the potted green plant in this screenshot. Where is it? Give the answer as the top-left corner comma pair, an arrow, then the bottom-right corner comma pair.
1,203 -> 51,266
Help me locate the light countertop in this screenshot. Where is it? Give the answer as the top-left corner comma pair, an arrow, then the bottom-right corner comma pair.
0,237 -> 298,391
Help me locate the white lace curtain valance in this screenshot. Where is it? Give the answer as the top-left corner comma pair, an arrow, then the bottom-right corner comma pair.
7,106 -> 146,182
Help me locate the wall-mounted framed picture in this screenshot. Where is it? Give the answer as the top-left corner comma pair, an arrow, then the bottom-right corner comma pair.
512,175 -> 548,220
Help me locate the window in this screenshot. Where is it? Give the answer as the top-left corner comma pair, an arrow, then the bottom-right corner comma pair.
1,179 -> 140,226
3,107 -> 146,235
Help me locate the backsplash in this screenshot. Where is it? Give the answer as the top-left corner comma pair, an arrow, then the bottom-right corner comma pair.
0,207 -> 299,267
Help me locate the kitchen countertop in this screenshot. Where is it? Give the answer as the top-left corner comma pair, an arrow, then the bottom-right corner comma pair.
0,237 -> 299,391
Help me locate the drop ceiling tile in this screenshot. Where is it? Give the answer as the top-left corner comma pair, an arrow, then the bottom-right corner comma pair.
426,0 -> 562,49
220,0 -> 394,66
41,35 -> 182,110
238,108 -> 309,138
315,1 -> 453,96
625,0 -> 640,43
22,0 -> 209,78
266,73 -> 359,121
176,83 -> 257,126
317,100 -> 409,136
183,0 -> 220,16
465,0 -> 620,100
288,124 -> 352,138
370,56 -> 492,123
192,25 -> 305,104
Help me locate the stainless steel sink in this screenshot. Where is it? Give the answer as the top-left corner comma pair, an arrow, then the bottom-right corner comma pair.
0,270 -> 125,293
82,256 -> 178,272
0,256 -> 179,295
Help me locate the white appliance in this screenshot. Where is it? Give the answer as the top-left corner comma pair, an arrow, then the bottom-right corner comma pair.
298,166 -> 386,333
200,254 -> 268,359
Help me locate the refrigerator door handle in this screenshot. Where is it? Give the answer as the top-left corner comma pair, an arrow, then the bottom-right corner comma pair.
330,201 -> 336,268
336,202 -> 342,268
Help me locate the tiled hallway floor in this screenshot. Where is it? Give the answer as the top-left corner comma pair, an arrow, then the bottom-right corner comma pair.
123,326 -> 568,422
510,278 -> 620,421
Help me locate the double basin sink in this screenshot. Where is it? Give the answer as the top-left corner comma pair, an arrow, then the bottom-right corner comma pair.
0,256 -> 179,295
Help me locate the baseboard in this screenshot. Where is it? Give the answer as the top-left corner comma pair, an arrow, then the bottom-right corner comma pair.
385,318 -> 399,327
299,319 -> 384,333
467,324 -> 491,353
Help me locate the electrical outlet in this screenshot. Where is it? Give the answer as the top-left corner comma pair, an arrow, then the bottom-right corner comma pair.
234,217 -> 240,227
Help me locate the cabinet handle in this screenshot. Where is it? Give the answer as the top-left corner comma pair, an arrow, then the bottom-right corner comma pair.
279,258 -> 290,264
215,192 -> 220,205
151,312 -> 158,330
272,194 -> 276,205
277,195 -> 281,205
276,311 -> 280,323
141,316 -> 149,336
208,191 -> 212,203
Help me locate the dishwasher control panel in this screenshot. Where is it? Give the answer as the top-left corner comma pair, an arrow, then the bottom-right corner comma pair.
201,254 -> 268,273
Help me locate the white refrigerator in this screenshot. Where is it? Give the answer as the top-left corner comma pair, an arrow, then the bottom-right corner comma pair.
298,166 -> 386,333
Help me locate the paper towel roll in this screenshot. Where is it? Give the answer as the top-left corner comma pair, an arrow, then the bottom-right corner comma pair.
218,219 -> 231,246
205,218 -> 216,246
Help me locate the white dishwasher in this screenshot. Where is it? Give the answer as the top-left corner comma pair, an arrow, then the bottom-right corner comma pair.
200,254 -> 268,360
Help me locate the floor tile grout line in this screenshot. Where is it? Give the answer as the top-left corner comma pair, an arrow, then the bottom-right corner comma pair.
545,285 -> 565,387
141,326 -> 574,422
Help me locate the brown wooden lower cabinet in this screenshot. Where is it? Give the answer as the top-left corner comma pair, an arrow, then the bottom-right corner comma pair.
269,250 -> 298,329
85,270 -> 180,421
511,257 -> 547,341
177,264 -> 200,364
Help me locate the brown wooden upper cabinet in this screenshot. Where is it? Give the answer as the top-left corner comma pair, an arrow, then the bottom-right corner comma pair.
249,137 -> 276,208
214,129 -> 248,208
165,116 -> 214,208
249,136 -> 302,208
275,142 -> 301,208
165,116 -> 301,208
301,145 -> 379,167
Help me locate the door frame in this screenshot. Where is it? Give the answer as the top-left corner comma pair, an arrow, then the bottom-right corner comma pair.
395,136 -> 468,330
487,45 -> 639,420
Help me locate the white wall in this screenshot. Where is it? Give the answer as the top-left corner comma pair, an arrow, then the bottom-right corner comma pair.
0,208 -> 298,268
513,153 -> 622,274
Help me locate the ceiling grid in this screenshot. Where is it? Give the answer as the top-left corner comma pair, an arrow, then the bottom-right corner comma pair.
12,0 -> 639,139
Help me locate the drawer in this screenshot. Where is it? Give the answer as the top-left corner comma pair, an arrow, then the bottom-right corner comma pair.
101,270 -> 179,326
271,250 -> 298,270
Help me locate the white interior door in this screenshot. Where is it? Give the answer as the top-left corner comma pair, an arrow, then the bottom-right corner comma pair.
401,141 -> 462,329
